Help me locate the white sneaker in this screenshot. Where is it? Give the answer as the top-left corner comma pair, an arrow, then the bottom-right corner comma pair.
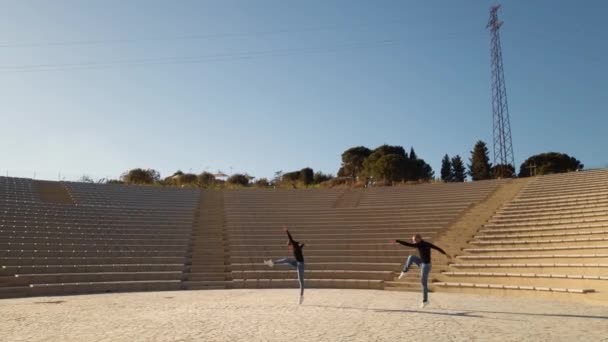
420,300 -> 429,308
398,271 -> 405,280
298,295 -> 304,305
264,259 -> 274,267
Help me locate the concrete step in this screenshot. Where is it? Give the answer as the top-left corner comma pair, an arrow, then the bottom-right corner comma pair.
230,278 -> 384,290
1,264 -> 185,275
456,254 -> 608,262
468,237 -> 608,247
383,281 -> 425,292
230,262 -> 401,272
183,280 -> 228,290
28,280 -> 182,297
448,263 -> 608,275
230,270 -> 394,281
462,246 -> 608,255
0,286 -> 30,299
2,256 -> 187,266
433,281 -> 595,294
475,230 -> 608,240
12,271 -> 183,285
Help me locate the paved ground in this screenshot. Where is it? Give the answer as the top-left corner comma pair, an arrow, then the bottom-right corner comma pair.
2,289 -> 607,342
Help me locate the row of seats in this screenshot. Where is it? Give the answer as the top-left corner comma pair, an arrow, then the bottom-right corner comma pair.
63,182 -> 200,208
0,177 -> 200,298
0,177 -> 38,202
191,181 -> 502,290
357,180 -> 503,207
436,169 -> 608,296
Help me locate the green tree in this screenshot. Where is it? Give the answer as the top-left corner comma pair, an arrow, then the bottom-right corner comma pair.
340,146 -> 372,179
254,178 -> 270,187
420,161 -> 435,181
440,154 -> 452,182
518,152 -> 583,177
78,174 -> 94,183
178,173 -> 198,186
451,155 -> 466,182
362,145 -> 406,178
409,147 -> 418,161
272,170 -> 283,186
197,172 -> 216,188
468,140 -> 492,181
313,171 -> 333,184
492,164 -> 516,178
372,154 -> 407,184
227,173 -> 250,186
120,168 -> 160,185
372,145 -> 407,158
299,167 -> 314,186
282,171 -> 300,182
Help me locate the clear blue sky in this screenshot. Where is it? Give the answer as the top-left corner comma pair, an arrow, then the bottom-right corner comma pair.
1,1 -> 606,181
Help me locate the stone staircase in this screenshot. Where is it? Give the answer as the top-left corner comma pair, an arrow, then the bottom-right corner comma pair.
183,191 -> 231,290
384,178 -> 529,292
35,180 -> 75,204
433,170 -> 608,303
332,189 -> 363,208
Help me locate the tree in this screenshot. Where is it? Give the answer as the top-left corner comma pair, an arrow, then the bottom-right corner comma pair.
409,147 -> 418,161
451,155 -> 466,182
340,146 -> 372,179
78,174 -> 94,183
282,171 -> 300,182
362,145 -> 406,178
254,178 -> 270,188
371,154 -> 407,184
313,171 -> 333,184
440,154 -> 452,182
272,170 -> 283,186
420,162 -> 435,181
518,152 -> 583,177
468,140 -> 492,181
198,172 -> 216,188
372,145 -> 407,158
120,168 -> 160,185
299,167 -> 314,186
227,173 -> 250,186
178,173 -> 198,186
492,164 -> 516,178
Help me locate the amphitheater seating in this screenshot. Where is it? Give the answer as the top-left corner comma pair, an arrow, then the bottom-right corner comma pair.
357,180 -> 501,207
215,181 -> 503,290
5,169 -> 606,300
64,182 -> 200,209
0,176 -> 38,202
0,179 -> 199,298
435,169 -> 608,297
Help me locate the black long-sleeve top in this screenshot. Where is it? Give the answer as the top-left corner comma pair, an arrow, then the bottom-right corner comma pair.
396,240 -> 447,264
287,230 -> 305,262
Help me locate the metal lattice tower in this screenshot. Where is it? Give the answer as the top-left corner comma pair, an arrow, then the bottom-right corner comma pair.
488,5 -> 515,177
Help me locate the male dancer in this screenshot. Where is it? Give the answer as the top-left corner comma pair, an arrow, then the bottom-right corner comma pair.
394,234 -> 450,307
264,227 -> 305,304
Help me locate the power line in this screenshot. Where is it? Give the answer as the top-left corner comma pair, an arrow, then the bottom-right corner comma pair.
0,20 -> 404,49
0,39 -> 398,73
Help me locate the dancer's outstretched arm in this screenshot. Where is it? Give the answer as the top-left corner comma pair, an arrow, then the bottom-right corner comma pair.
394,239 -> 415,248
428,242 -> 451,259
284,226 -> 304,247
284,227 -> 295,243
